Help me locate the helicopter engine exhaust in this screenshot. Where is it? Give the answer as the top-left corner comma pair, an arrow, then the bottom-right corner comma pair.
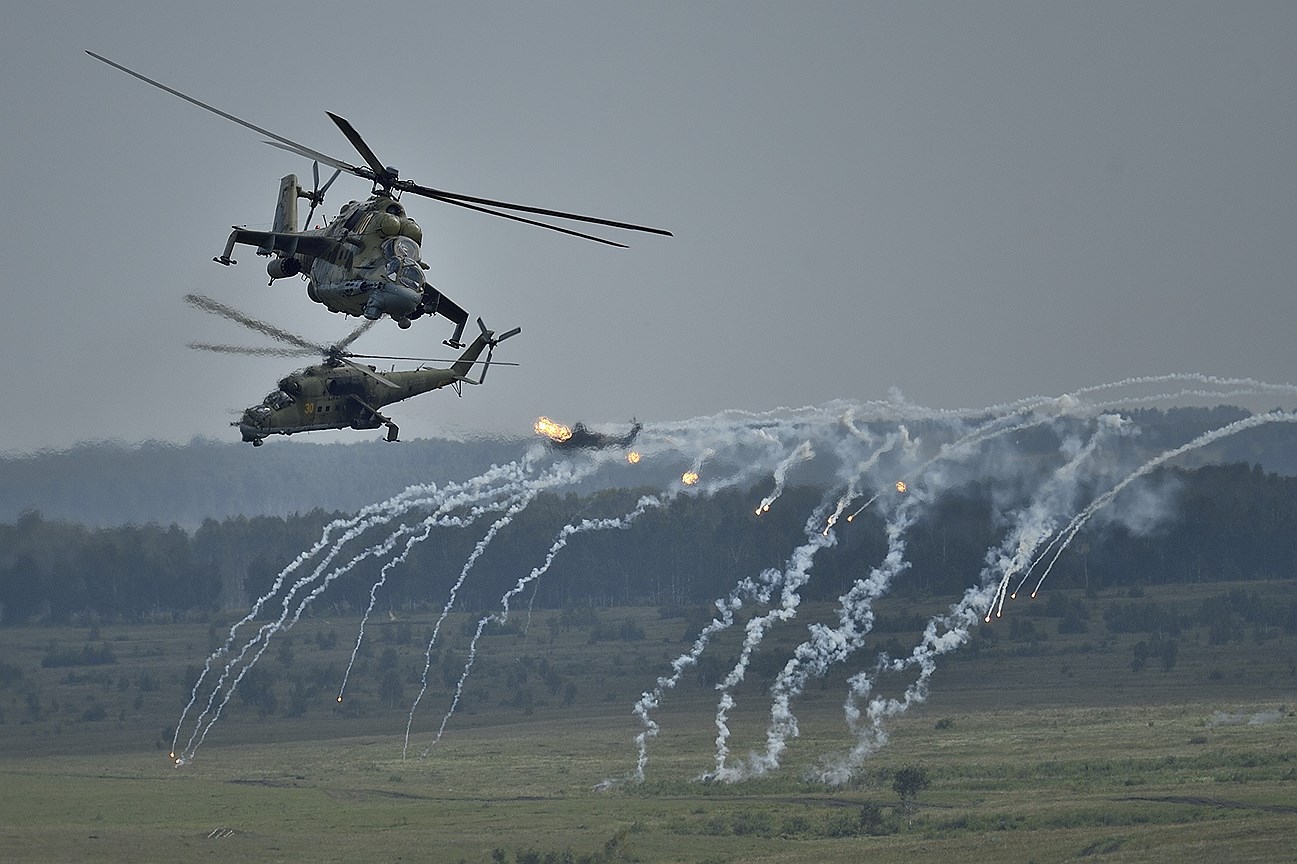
267,257 -> 302,280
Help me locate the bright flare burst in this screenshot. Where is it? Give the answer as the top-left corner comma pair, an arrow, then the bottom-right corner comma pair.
627,451 -> 642,465
534,416 -> 572,443
895,481 -> 907,493
682,471 -> 699,486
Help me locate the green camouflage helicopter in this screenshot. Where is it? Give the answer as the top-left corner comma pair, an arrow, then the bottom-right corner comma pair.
89,52 -> 670,348
185,293 -> 518,446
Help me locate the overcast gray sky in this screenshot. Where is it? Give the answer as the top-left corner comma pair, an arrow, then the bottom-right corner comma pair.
2,2 -> 1294,454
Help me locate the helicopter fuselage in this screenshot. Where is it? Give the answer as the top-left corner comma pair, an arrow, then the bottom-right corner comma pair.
236,365 -> 450,443
217,186 -> 470,345
235,325 -> 494,445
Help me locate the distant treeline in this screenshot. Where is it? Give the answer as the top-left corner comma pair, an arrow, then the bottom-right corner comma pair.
0,436 -> 521,528
1,461 -> 1295,625
3,407 -> 1297,530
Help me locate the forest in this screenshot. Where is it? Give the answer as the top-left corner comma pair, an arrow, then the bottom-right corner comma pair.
2,460 -> 1296,628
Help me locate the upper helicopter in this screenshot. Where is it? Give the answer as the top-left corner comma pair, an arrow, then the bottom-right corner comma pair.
87,51 -> 671,347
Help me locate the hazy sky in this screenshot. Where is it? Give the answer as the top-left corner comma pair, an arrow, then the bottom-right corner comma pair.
2,2 -> 1294,454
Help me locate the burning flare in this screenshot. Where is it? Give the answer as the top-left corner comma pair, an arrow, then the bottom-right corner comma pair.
627,451 -> 642,465
895,481 -> 908,494
682,471 -> 700,486
534,416 -> 572,443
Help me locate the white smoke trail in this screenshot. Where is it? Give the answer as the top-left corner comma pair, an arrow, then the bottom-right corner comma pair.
185,495 -> 516,761
170,478 -> 458,758
705,500 -> 837,780
704,429 -> 911,778
425,492 -> 667,754
819,410 -> 1297,783
173,461 -> 531,763
630,568 -> 779,783
727,488 -> 926,781
754,441 -> 815,515
823,580 -> 995,784
403,456 -> 605,758
338,478 -> 532,700
1030,410 -> 1297,594
810,415 -> 1131,783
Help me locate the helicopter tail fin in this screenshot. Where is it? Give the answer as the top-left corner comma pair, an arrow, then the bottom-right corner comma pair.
452,319 -> 521,384
268,174 -> 300,239
450,329 -> 492,382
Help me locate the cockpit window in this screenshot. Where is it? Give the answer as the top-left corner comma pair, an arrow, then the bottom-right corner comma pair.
342,207 -> 367,231
263,390 -> 294,410
384,236 -> 421,262
243,405 -> 272,426
383,236 -> 425,289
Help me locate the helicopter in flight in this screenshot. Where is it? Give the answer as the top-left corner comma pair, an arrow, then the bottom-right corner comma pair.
87,51 -> 671,347
185,293 -> 519,445
534,417 -> 642,450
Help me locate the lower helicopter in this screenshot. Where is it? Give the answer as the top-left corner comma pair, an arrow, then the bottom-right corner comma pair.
185,293 -> 518,445
534,417 -> 641,450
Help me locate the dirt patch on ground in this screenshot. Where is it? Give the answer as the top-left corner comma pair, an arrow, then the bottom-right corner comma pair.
1122,795 -> 1297,814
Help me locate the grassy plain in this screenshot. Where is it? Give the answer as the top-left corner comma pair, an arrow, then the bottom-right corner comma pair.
1,580 -> 1295,863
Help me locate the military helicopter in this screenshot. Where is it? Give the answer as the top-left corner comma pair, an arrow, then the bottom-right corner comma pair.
185,293 -> 519,445
87,51 -> 671,347
534,417 -> 642,450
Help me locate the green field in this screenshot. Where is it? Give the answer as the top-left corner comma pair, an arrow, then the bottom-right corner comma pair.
2,581 -> 1295,863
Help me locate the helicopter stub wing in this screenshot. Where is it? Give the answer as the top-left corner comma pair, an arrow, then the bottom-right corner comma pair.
216,229 -> 356,268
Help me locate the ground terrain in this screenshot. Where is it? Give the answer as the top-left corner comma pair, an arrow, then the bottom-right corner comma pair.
1,580 -> 1294,863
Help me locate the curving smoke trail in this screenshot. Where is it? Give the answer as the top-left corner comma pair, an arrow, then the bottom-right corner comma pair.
402,454 -> 607,758
810,413 -> 1133,783
173,460 -> 532,763
427,491 -> 670,754
754,441 -> 816,515
729,485 -> 926,782
1029,409 -> 1297,595
705,497 -> 837,781
818,409 -> 1297,784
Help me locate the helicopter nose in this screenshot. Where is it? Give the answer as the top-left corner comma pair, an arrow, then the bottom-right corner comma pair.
377,280 -> 423,319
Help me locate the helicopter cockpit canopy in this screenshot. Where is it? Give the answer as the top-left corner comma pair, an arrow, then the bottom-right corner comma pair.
262,390 -> 294,410
384,236 -> 426,291
242,404 -> 272,426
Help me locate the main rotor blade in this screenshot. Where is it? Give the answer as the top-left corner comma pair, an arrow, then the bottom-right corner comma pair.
89,50 -> 672,243
415,192 -> 630,247
331,318 -> 377,353
327,112 -> 390,181
349,353 -> 519,366
338,356 -> 398,388
184,293 -> 323,354
86,52 -> 366,178
263,139 -> 362,177
188,342 -> 314,358
401,179 -> 672,237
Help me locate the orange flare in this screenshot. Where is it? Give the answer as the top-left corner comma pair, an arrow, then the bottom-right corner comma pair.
626,451 -> 642,465
533,416 -> 572,443
682,471 -> 699,486
895,481 -> 907,493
